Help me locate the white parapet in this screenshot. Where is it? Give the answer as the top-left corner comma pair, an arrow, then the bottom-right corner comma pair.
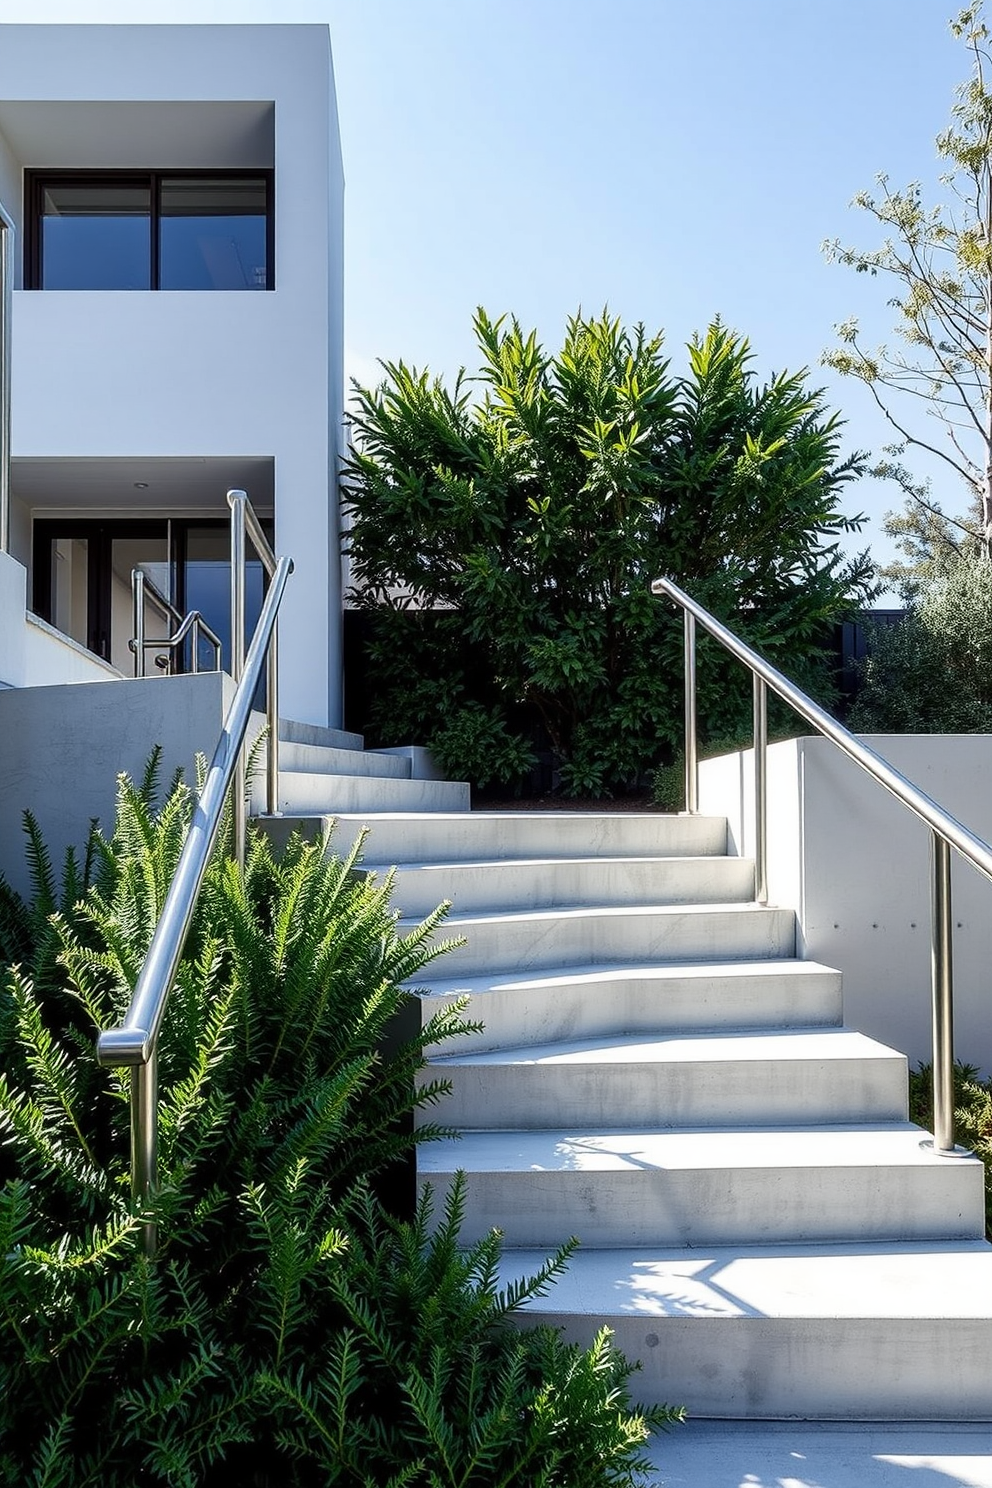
700,734 -> 992,1073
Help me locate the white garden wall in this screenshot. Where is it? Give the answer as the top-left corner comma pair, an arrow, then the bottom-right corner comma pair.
700,735 -> 992,1074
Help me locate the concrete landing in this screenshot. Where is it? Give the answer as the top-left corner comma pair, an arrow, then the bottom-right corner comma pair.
646,1420 -> 992,1487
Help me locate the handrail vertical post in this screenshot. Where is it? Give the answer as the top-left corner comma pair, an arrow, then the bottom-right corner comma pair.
266,619 -> 280,816
931,832 -> 956,1154
131,1051 -> 158,1257
0,211 -> 13,555
132,569 -> 145,678
684,610 -> 698,814
753,674 -> 768,905
229,491 -> 247,869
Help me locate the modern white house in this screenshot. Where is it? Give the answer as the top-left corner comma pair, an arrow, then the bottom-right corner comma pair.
2,23 -> 992,1483
0,23 -> 344,727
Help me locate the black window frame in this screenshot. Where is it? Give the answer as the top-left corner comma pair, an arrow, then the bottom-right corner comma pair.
25,168 -> 275,291
33,515 -> 275,666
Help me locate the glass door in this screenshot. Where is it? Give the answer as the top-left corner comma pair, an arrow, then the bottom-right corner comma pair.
34,519 -> 169,670
33,516 -> 272,678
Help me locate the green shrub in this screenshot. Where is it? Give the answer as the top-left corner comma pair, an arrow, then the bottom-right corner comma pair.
850,554 -> 992,732
345,310 -> 874,796
0,761 -> 679,1485
909,1059 -> 992,1237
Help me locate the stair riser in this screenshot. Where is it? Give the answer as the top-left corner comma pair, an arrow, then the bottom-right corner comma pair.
424,1165 -> 985,1247
416,906 -> 796,976
333,813 -> 729,864
419,967 -> 844,1055
526,1313 -> 992,1419
257,775 -> 471,815
384,856 -> 754,917
277,719 -> 365,751
425,1058 -> 908,1128
272,741 -> 411,779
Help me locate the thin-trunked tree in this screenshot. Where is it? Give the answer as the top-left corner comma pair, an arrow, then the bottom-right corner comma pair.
824,3 -> 992,566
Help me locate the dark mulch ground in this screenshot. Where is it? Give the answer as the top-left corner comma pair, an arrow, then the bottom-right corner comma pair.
473,794 -> 666,813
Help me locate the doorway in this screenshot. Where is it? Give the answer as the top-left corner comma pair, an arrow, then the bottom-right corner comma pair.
33,517 -> 271,675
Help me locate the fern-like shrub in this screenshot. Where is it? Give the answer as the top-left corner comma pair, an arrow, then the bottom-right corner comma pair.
0,760 -> 679,1486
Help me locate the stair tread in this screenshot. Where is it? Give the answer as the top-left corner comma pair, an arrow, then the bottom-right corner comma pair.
406,900 -> 783,929
418,956 -> 840,998
430,1026 -> 904,1067
420,1123 -> 970,1173
370,853 -> 747,871
498,1240 -> 992,1320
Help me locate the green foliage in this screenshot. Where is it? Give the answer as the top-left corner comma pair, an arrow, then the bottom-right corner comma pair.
0,761 -> 677,1485
266,1177 -> 680,1486
346,309 -> 874,796
850,551 -> 992,730
823,3 -> 992,552
909,1059 -> 992,1235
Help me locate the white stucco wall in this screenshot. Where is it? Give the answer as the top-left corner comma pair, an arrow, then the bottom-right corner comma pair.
0,548 -> 118,687
700,735 -> 992,1075
0,25 -> 344,727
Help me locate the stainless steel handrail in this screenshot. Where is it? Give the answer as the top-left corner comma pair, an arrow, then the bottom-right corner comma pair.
0,204 -> 14,555
97,553 -> 293,1253
227,489 -> 281,863
131,568 -> 222,678
653,573 -> 992,1157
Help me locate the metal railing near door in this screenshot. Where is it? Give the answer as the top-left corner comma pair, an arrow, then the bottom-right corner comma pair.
227,488 -> 282,865
130,567 -> 222,677
653,573 -> 992,1160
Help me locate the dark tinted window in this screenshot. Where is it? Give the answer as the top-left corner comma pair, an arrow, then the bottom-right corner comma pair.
29,173 -> 271,290
40,182 -> 151,290
160,177 -> 268,290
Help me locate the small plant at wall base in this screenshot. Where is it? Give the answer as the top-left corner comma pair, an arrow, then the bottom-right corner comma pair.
0,760 -> 679,1486
909,1060 -> 992,1236
345,309 -> 876,797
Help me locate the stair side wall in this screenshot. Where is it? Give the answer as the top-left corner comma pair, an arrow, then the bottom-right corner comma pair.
700,734 -> 992,1075
0,672 -> 256,897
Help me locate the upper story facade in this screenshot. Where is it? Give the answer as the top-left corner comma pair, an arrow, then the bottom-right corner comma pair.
0,25 -> 345,726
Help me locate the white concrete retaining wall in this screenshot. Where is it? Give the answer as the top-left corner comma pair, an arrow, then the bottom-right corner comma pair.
0,671 -> 249,898
700,735 -> 992,1074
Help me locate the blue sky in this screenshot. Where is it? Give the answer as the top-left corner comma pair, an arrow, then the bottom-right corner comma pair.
0,0 -> 973,579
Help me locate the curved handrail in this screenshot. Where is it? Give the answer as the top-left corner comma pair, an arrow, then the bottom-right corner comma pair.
131,568 -> 223,677
97,553 -> 293,1251
652,573 -> 987,1157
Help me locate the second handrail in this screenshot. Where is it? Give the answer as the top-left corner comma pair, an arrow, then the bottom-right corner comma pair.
652,573 -> 992,1157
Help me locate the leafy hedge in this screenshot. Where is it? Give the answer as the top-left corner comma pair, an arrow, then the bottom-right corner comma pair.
345,310 -> 875,794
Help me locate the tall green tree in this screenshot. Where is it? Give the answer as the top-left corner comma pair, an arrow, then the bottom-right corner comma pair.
345,310 -> 874,795
823,3 -> 992,559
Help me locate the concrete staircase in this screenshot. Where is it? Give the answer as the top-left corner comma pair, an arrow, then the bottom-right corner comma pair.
254,720 -> 470,815
259,768 -> 992,1423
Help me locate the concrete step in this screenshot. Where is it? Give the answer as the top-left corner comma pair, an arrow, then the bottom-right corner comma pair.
376,853 -> 755,917
405,901 -> 796,976
498,1240 -> 992,1419
323,810 -> 729,864
420,1124 -> 985,1246
424,1028 -> 908,1129
276,717 -> 366,751
254,773 -> 471,817
647,1420 -> 992,1487
417,959 -> 844,1055
271,740 -> 411,779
